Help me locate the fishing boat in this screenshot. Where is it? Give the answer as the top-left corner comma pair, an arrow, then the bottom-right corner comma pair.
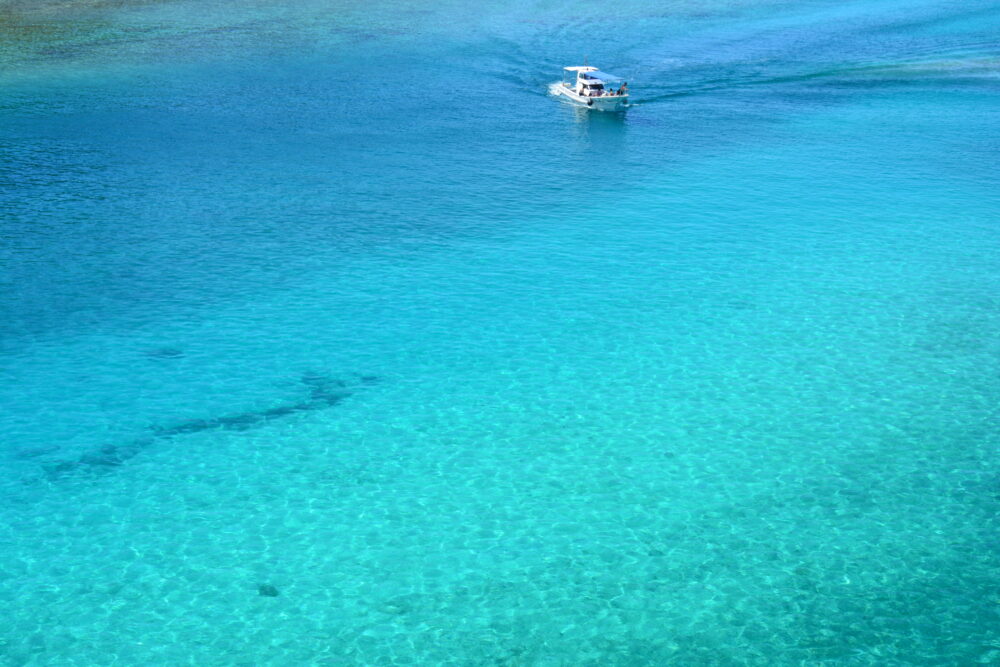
552,66 -> 629,111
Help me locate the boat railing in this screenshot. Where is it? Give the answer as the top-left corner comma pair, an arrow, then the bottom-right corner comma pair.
581,90 -> 626,98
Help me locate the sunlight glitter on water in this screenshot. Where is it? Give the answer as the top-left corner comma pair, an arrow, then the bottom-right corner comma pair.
2,0 -> 999,663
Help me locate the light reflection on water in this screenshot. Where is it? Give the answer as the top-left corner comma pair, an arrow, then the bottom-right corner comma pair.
2,0 -> 999,663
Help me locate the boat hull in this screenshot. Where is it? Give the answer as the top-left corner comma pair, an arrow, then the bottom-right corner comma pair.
552,83 -> 628,111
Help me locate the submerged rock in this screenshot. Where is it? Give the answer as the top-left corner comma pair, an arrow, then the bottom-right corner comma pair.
258,584 -> 280,597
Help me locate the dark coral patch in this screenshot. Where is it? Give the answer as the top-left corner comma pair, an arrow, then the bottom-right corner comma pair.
258,584 -> 280,597
14,445 -> 60,460
45,371 -> 378,479
145,347 -> 185,359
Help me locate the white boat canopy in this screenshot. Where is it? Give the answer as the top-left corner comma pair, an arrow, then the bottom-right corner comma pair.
563,66 -> 624,82
580,70 -> 623,83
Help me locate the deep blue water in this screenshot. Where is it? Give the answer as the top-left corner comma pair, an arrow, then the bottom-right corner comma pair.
2,0 -> 999,663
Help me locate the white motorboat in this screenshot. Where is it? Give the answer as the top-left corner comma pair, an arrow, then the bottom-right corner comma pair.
551,66 -> 629,111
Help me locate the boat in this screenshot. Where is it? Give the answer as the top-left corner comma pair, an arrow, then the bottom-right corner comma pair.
551,66 -> 629,111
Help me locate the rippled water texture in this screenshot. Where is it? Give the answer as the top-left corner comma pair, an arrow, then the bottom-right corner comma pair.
2,0 -> 999,663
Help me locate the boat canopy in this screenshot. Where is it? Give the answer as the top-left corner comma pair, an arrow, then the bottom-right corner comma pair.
580,70 -> 622,83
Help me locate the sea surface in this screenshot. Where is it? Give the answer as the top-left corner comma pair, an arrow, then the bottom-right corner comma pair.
1,0 -> 999,664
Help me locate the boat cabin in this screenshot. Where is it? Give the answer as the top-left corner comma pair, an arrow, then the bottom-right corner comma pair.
562,66 -> 625,97
553,64 -> 629,110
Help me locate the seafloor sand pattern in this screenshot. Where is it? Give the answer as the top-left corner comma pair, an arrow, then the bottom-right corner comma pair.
1,0 -> 999,664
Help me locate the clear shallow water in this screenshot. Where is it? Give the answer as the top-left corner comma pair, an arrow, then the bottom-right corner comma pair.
2,0 -> 999,663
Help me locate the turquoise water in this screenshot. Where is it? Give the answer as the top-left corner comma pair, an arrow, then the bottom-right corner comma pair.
2,0 -> 999,663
